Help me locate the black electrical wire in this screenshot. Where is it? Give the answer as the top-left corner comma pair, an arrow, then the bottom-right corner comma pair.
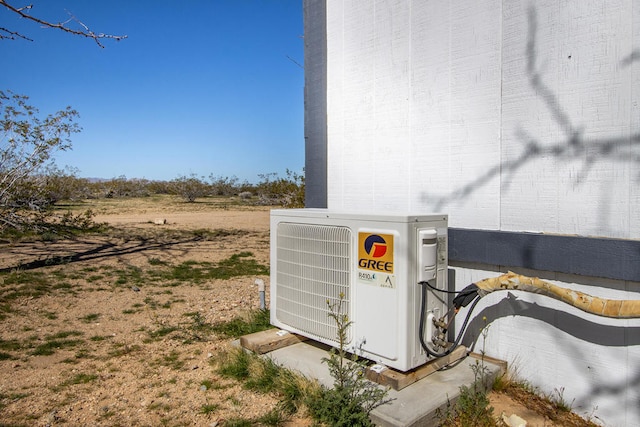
420,280 -> 462,294
418,281 -> 482,358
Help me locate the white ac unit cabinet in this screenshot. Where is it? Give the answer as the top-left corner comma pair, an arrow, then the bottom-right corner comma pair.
270,209 -> 448,372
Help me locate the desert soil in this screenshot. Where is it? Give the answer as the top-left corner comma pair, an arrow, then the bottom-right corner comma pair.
0,198 -> 580,426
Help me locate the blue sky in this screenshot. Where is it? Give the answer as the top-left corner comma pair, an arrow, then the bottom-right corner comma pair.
2,1 -> 304,183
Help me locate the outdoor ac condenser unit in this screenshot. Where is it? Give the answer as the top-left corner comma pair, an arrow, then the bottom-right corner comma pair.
270,209 -> 448,372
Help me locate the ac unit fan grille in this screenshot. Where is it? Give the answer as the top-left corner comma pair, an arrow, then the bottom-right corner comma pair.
275,223 -> 351,343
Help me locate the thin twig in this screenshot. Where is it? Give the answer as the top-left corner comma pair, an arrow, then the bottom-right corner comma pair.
0,0 -> 127,47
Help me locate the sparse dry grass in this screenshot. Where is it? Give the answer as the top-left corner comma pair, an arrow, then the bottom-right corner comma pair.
491,375 -> 600,427
0,197 -> 279,426
57,194 -> 262,217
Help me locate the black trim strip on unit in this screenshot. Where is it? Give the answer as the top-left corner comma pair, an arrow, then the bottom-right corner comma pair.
448,228 -> 640,282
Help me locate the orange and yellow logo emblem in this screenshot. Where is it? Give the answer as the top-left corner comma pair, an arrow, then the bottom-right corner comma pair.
358,233 -> 394,273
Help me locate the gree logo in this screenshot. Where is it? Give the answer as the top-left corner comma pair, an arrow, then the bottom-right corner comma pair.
364,235 -> 388,258
358,233 -> 394,273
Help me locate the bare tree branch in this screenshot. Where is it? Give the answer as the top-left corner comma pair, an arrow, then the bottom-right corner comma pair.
0,25 -> 33,41
286,55 -> 304,70
0,0 -> 127,48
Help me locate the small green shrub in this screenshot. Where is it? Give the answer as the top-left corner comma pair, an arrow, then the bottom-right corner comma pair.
145,252 -> 268,283
550,386 -> 574,412
154,350 -> 184,370
437,360 -> 497,427
69,373 -> 98,384
216,346 -> 313,425
145,326 -> 179,342
217,347 -> 252,381
245,356 -> 281,393
255,169 -> 305,208
30,331 -> 85,356
42,311 -> 58,320
0,271 -> 51,302
200,403 -> 219,414
214,252 -> 269,279
114,266 -> 143,286
0,338 -> 23,352
274,368 -> 308,415
211,309 -> 271,338
53,373 -> 99,391
306,295 -> 391,427
254,408 -> 290,426
80,313 -> 100,323
54,209 -> 105,235
221,419 -> 253,427
199,379 -> 214,390
438,319 -> 497,427
216,296 -> 392,427
107,343 -> 140,358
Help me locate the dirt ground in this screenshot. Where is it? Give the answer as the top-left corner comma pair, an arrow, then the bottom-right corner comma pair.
0,198 -> 588,426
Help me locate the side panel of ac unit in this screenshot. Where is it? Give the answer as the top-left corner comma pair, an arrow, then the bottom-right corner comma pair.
270,209 -> 448,372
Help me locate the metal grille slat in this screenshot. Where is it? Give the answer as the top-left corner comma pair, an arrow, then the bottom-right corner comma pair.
275,223 -> 351,343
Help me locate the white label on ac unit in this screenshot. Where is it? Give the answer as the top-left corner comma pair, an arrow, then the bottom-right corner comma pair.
357,270 -> 396,288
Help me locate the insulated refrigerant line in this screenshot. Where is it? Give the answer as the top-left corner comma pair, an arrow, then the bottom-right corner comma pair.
419,271 -> 640,358
463,271 -> 640,319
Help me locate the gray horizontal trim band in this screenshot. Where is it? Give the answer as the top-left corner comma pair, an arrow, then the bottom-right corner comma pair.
448,228 -> 640,282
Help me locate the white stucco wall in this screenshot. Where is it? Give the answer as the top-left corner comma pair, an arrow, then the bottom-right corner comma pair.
323,1 -> 640,425
326,0 -> 639,238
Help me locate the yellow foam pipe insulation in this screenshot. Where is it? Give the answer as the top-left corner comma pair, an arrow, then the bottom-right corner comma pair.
474,271 -> 640,319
